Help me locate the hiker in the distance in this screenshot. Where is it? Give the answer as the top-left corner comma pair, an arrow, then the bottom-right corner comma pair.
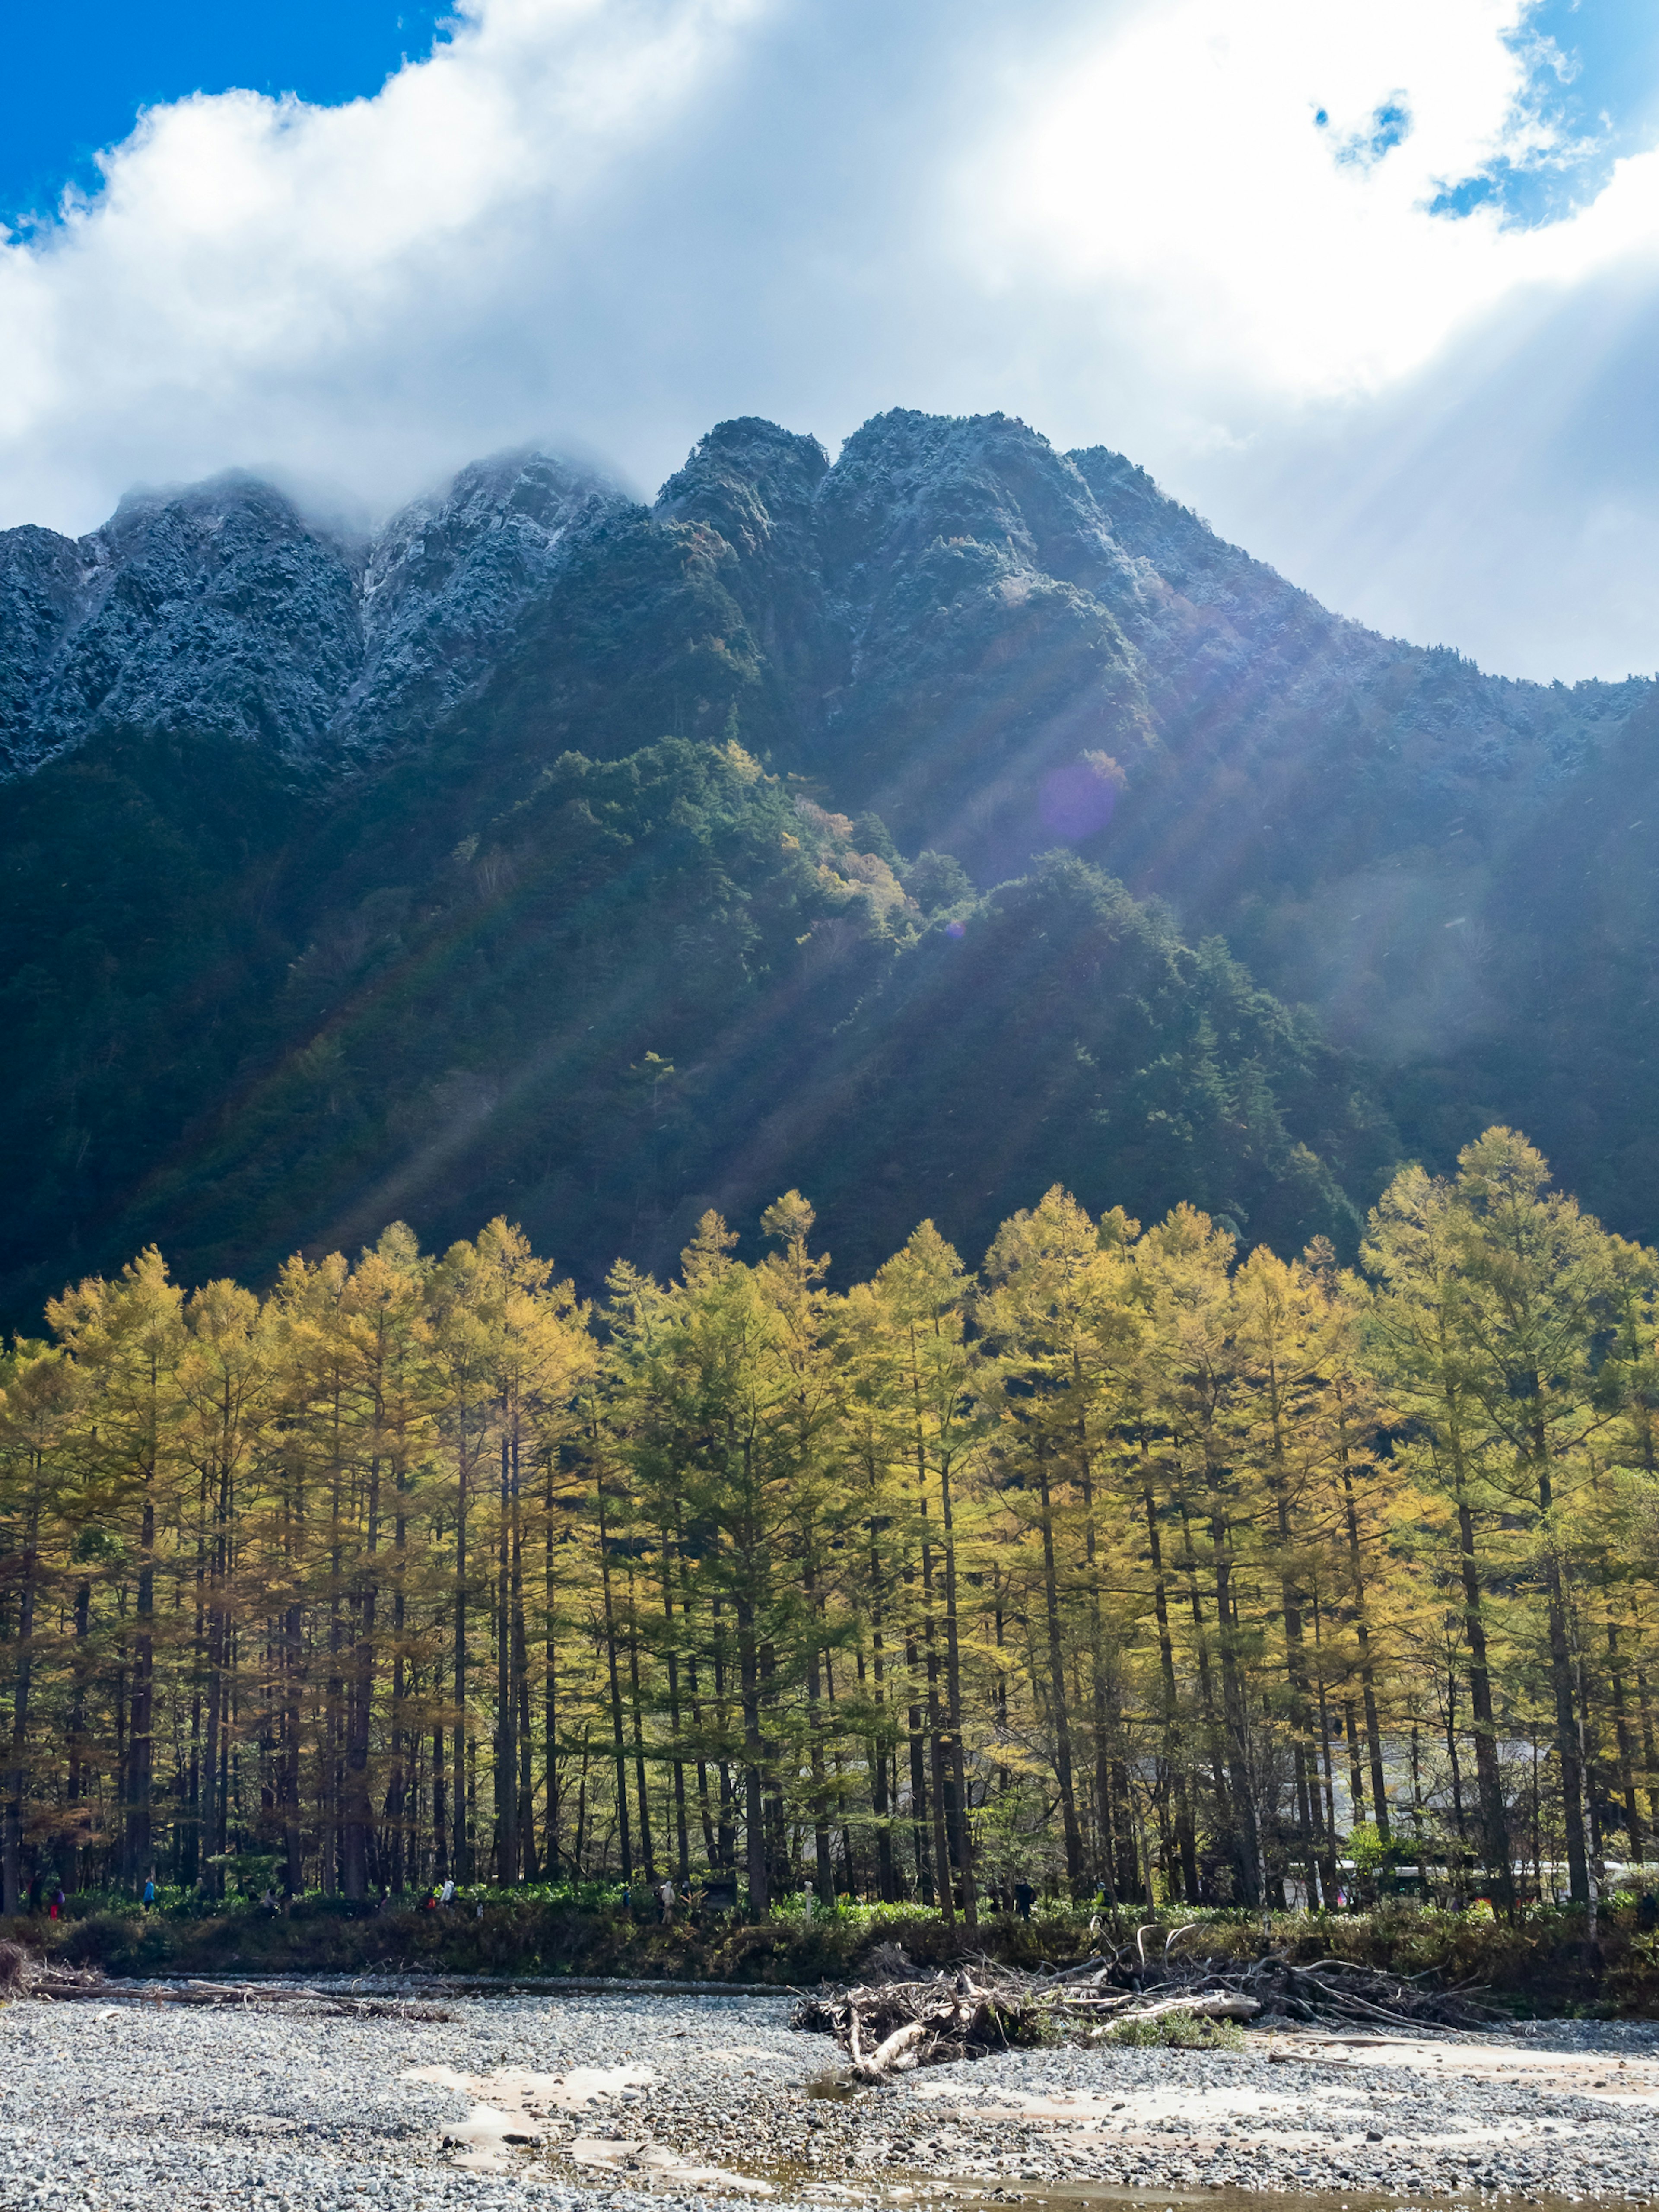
48,1883 -> 64,1921
656,1875 -> 677,1925
1012,1879 -> 1036,1920
142,1875 -> 156,1913
439,1878 -> 456,1907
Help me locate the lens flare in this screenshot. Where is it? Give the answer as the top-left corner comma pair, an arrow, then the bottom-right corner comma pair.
1038,759 -> 1118,842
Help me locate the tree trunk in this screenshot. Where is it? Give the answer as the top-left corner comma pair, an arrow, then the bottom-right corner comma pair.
343,1447 -> 380,1902
127,1486 -> 156,1888
453,1440 -> 470,1881
738,1599 -> 766,1915
916,1486 -> 955,1928
2,1494 -> 41,1917
1535,1407 -> 1591,1905
1143,1474 -> 1198,1901
597,1478 -> 633,1885
1608,1613 -> 1646,1862
937,1449 -> 976,1926
495,1431 -> 518,1885
1036,1449 -> 1084,1893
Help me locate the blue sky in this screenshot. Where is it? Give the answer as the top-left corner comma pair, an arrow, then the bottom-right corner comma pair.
1433,0 -> 1659,222
2,5 -> 449,220
5,0 -> 1659,683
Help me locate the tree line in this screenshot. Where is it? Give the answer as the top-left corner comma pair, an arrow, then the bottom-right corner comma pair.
3,1126 -> 1656,1923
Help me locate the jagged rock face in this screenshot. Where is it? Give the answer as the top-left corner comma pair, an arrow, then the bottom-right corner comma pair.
345,450 -> 623,754
657,416 -> 839,739
0,449 -> 622,778
3,411 -> 1640,839
0,525 -> 84,775
0,478 -> 363,775
818,408 -> 1135,596
804,412 -> 1155,864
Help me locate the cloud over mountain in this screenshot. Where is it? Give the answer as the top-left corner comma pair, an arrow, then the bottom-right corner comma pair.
4,0 -> 1659,680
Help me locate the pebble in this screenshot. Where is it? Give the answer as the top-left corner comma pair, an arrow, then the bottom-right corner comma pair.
0,1984 -> 1654,2211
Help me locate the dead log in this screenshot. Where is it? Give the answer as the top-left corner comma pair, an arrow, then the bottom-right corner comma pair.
851,2019 -> 931,2081
1105,1992 -> 1260,2028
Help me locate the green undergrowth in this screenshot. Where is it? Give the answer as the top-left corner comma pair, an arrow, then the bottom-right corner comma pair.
7,1894 -> 1659,2014
15,1894 -> 1103,1985
1104,2012 -> 1246,2050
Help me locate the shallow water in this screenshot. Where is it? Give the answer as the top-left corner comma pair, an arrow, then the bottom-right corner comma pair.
693,2175 -> 1638,2212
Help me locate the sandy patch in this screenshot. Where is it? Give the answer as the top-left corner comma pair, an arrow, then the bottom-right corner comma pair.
1269,2037 -> 1659,2104
912,2058 -> 1620,2159
404,2059 -> 656,2171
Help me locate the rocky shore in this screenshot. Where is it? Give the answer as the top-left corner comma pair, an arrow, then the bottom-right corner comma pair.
1,1982 -> 1655,2212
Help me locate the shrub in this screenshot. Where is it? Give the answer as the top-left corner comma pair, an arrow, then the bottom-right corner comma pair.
1104,2011 -> 1246,2050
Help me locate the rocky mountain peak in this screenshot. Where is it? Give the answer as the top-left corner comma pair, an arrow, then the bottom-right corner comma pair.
657,417 -> 830,551
816,409 -> 1136,602
1,471 -> 363,774
342,447 -> 624,755
0,448 -> 628,778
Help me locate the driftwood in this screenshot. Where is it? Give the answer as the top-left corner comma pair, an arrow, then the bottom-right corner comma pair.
795,1962 -> 1261,2079
794,1933 -> 1497,2079
1237,1953 -> 1495,2033
1109,1991 -> 1259,2025
135,1980 -> 456,2018
0,1946 -> 110,2002
0,1950 -> 451,2021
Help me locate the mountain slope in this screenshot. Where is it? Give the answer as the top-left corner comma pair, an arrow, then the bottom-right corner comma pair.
0,407 -> 1651,1321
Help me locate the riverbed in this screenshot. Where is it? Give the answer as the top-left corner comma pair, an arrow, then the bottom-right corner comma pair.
0,1983 -> 1653,2212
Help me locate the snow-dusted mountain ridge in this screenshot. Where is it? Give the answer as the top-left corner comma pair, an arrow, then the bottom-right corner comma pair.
3,404 -> 1655,1055
0,449 -> 622,777
2,412 -> 1644,820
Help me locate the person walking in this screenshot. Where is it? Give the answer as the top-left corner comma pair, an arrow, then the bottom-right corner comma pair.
656,1876 -> 677,1925
142,1876 -> 156,1913
48,1884 -> 64,1921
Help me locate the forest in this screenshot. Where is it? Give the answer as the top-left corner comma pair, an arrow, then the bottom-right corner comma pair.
1,1124 -> 1653,1926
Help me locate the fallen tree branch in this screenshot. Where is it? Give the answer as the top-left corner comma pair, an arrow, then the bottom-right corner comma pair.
1110,1993 -> 1260,2027
792,1931 -> 1495,2077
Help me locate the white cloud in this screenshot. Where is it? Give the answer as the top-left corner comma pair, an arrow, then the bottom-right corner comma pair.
0,0 -> 771,522
3,0 -> 1659,680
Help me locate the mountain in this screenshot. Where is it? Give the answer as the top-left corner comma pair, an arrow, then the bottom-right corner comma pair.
0,454 -> 620,778
0,409 -> 1650,1321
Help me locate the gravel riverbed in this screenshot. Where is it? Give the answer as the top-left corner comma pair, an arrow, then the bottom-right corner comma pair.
1,1985 -> 1655,2212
